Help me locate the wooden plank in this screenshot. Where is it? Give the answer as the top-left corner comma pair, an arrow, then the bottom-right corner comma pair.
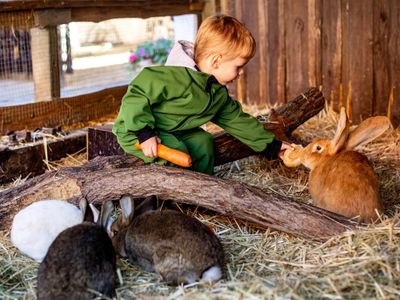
341,0 -> 374,122
373,0 -> 391,118
264,0 -> 285,106
284,0 -> 310,100
277,0 -> 286,104
234,0 -> 247,103
221,0 -> 238,100
321,0 -> 342,110
257,0 -> 267,105
307,0 -> 322,89
240,0 -> 260,105
220,0 -> 235,16
387,0 -> 400,127
0,130 -> 86,184
0,85 -> 126,135
374,0 -> 400,127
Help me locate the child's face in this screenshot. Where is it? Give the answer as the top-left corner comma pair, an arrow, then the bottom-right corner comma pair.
212,56 -> 248,86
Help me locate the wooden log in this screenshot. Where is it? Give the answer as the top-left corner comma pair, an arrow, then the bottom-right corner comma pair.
0,157 -> 358,241
87,87 -> 326,164
210,86 -> 325,165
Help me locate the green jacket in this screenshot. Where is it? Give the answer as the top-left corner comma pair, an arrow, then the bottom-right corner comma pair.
112,66 -> 276,155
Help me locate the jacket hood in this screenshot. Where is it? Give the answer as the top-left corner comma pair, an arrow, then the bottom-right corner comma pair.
165,40 -> 198,71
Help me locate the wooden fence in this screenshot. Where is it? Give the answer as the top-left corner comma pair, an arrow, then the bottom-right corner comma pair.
221,0 -> 399,126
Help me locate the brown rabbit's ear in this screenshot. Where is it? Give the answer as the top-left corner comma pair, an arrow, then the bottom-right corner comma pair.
329,107 -> 350,154
345,116 -> 391,150
99,201 -> 114,231
135,195 -> 158,216
119,195 -> 135,226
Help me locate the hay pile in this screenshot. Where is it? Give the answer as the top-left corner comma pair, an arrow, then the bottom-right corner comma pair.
1,108 -> 399,299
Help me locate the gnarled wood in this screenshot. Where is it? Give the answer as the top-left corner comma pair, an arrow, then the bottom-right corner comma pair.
87,87 -> 326,165
214,87 -> 325,165
0,156 -> 358,241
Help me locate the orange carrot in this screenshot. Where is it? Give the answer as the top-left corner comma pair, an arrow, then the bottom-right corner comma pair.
135,143 -> 192,168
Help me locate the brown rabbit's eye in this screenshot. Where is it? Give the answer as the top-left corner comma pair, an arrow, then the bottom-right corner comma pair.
313,144 -> 323,152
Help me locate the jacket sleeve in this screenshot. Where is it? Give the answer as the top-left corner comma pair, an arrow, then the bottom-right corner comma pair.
212,93 -> 279,153
116,68 -> 167,133
112,67 -> 184,154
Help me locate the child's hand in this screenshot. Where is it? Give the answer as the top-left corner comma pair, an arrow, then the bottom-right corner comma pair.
278,141 -> 296,160
141,136 -> 161,158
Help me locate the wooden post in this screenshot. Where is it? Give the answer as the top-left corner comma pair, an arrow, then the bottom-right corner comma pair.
31,26 -> 61,101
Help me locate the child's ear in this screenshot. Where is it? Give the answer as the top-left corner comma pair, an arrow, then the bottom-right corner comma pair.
211,54 -> 222,69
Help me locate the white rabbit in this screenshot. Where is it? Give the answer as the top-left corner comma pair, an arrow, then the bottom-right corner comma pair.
10,199 -> 85,262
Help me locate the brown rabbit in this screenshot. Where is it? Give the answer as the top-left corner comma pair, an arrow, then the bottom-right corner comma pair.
37,199 -> 116,300
282,107 -> 391,222
110,195 -> 225,285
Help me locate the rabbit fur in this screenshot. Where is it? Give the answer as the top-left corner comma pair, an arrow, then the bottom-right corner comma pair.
11,199 -> 84,262
282,107 -> 391,222
36,199 -> 116,300
110,195 -> 225,285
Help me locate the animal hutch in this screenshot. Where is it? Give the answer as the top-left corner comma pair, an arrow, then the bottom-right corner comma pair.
0,0 -> 399,299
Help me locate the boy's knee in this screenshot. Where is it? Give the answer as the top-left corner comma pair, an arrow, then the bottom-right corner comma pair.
194,131 -> 214,154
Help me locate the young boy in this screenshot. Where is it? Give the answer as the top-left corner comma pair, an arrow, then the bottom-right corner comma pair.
113,15 -> 292,174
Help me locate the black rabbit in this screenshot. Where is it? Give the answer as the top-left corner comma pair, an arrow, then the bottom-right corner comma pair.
37,199 -> 117,300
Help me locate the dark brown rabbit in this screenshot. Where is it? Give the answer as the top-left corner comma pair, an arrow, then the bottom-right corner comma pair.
110,195 -> 225,285
282,107 -> 391,222
37,199 -> 116,300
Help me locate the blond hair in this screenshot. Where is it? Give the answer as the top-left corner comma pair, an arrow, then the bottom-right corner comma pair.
194,15 -> 256,64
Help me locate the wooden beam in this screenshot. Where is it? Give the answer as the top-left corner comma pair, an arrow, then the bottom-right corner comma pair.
70,6 -> 202,23
34,9 -> 71,27
0,0 -> 204,11
0,1 -> 206,26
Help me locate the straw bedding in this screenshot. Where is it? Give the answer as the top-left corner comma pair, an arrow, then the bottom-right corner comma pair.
1,107 -> 399,299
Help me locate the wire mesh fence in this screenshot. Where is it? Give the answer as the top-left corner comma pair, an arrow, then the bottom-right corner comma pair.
0,14 -> 197,107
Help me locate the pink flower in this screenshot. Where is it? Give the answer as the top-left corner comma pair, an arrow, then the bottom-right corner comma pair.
129,53 -> 137,63
139,48 -> 146,58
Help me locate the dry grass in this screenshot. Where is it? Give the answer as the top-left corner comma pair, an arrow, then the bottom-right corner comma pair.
1,107 -> 399,299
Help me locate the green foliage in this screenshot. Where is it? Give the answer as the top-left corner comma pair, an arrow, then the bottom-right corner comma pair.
129,38 -> 173,67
